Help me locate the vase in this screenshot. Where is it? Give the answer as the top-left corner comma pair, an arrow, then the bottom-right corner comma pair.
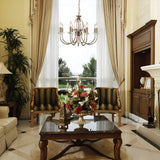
76,114 -> 87,124
73,111 -> 90,129
73,114 -> 90,132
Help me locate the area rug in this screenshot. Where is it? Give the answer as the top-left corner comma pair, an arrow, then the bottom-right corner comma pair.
30,138 -> 127,160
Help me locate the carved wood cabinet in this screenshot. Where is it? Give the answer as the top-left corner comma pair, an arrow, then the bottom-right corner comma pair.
128,20 -> 157,120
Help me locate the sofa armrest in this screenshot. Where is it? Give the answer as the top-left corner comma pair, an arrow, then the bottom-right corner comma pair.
0,106 -> 9,118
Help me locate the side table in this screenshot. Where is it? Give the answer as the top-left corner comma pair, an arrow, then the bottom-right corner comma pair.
0,101 -> 17,117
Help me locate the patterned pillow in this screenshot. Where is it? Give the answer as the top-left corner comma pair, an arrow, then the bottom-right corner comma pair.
96,88 -> 118,110
34,88 -> 59,111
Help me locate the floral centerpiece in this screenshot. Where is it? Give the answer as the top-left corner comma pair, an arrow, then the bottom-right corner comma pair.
65,83 -> 98,115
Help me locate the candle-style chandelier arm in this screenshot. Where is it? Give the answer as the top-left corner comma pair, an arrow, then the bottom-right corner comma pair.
59,23 -> 71,45
85,33 -> 98,45
59,23 -> 79,45
71,37 -> 77,45
70,32 -> 77,45
81,30 -> 88,44
80,26 -> 98,46
59,33 -> 72,45
80,35 -> 87,46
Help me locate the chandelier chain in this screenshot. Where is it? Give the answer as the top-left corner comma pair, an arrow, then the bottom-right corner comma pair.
78,0 -> 80,15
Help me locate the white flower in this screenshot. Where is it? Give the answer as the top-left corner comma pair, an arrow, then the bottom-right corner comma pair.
95,97 -> 98,100
79,101 -> 85,106
65,96 -> 70,102
68,89 -> 72,93
87,88 -> 91,94
85,97 -> 89,101
94,90 -> 97,94
75,85 -> 78,90
73,95 -> 77,98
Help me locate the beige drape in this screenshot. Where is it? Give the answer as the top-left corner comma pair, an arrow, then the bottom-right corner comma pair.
30,0 -> 53,88
103,0 -> 126,115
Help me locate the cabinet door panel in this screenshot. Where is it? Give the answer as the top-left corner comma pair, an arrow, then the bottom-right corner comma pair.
132,30 -> 151,52
132,93 -> 140,116
140,95 -> 150,120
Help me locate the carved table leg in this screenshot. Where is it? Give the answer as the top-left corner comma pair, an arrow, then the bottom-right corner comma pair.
39,140 -> 48,160
113,138 -> 122,160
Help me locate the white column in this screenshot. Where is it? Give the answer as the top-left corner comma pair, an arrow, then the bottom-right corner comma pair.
154,78 -> 160,128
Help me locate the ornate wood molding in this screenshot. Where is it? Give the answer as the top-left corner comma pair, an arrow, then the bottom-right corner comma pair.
29,0 -> 38,24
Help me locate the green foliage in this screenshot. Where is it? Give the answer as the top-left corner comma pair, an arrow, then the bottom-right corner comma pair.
82,57 -> 96,77
0,28 -> 25,53
58,58 -> 72,77
59,84 -> 67,88
59,57 -> 72,85
0,28 -> 30,112
59,94 -> 67,103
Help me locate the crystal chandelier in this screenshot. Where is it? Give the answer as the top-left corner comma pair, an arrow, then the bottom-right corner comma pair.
59,0 -> 98,46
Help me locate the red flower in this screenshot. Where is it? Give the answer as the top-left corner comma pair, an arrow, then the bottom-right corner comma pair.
80,92 -> 88,97
91,102 -> 97,110
71,91 -> 79,96
74,91 -> 79,96
79,84 -> 85,88
73,106 -> 82,114
66,102 -> 71,109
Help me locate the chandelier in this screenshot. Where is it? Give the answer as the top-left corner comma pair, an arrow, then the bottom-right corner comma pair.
59,0 -> 98,46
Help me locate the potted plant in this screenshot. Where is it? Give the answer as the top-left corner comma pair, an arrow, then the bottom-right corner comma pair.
0,28 -> 30,118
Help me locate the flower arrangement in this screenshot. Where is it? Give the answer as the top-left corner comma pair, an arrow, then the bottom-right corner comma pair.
65,83 -> 98,115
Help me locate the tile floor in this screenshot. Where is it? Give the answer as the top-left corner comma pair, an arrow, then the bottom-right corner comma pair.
0,114 -> 160,160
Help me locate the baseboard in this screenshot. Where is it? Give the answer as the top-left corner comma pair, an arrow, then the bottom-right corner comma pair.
128,113 -> 147,124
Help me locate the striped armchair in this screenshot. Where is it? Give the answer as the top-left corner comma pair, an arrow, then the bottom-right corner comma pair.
30,87 -> 61,127
94,87 -> 121,126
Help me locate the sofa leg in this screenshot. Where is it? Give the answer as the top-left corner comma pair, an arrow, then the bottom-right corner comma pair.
31,112 -> 34,127
118,112 -> 121,126
112,113 -> 114,122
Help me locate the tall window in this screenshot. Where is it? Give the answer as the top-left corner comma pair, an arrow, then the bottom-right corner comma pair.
58,0 -> 97,88
37,0 -> 116,88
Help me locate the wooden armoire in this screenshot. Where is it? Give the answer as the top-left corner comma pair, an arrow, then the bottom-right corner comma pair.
128,20 -> 157,120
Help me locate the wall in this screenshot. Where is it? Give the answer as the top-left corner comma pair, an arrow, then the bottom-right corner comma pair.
125,0 -> 160,124
125,0 -> 151,117
150,0 -> 160,63
0,0 -> 31,119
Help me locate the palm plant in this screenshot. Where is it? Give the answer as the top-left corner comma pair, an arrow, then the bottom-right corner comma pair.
0,28 -> 30,117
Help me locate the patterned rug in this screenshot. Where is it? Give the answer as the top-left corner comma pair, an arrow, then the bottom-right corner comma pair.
30,138 -> 127,160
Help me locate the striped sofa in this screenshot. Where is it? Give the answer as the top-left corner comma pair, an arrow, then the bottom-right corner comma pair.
30,87 -> 61,127
94,87 -> 121,126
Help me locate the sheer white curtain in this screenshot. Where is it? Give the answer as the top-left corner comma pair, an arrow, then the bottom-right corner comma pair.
37,0 -> 59,87
37,0 -> 117,88
96,0 -> 117,87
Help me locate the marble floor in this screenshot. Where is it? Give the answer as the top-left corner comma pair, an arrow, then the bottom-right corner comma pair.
0,114 -> 160,160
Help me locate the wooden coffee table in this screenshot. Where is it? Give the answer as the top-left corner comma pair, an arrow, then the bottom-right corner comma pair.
39,115 -> 122,160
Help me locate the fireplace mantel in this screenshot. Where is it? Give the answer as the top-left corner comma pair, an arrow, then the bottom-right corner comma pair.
141,64 -> 160,80
141,64 -> 160,128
